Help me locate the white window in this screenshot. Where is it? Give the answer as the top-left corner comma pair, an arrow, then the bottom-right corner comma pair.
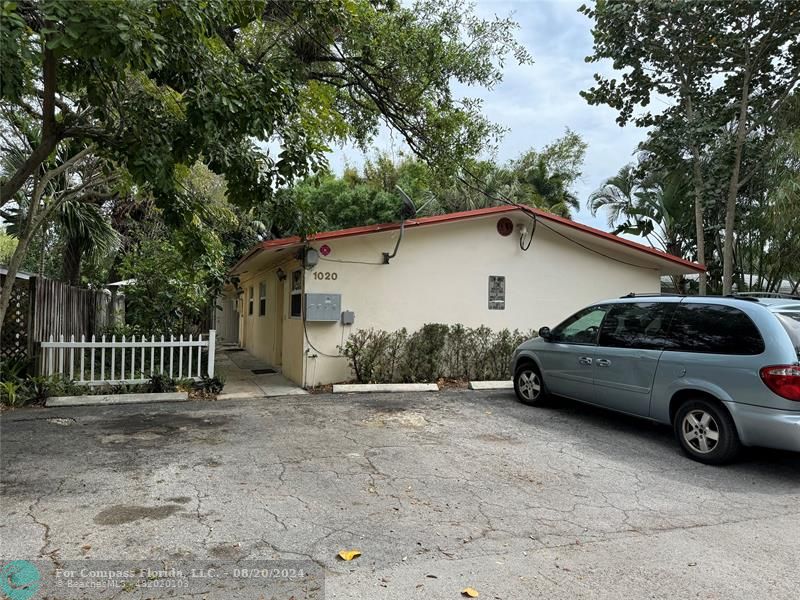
259,282 -> 267,316
290,270 -> 302,318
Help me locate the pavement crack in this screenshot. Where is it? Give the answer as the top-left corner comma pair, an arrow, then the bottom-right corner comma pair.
27,478 -> 66,568
191,482 -> 213,548
260,503 -> 289,531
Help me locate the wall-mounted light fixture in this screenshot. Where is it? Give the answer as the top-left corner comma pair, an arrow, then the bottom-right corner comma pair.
276,268 -> 287,281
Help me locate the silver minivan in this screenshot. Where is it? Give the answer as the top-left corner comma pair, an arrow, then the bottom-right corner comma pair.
511,295 -> 800,464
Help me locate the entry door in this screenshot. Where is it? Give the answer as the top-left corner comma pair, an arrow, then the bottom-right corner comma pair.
537,305 -> 609,402
592,302 -> 676,416
274,277 -> 284,365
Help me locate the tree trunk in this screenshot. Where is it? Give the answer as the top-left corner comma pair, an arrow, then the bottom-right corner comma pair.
0,146 -> 93,330
0,39 -> 60,329
685,96 -> 707,296
0,188 -> 40,334
38,227 -> 46,276
62,235 -> 83,285
0,133 -> 61,204
1,42 -> 60,205
690,151 -> 707,295
722,73 -> 751,296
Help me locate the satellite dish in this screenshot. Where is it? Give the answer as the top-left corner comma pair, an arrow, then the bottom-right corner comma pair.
395,186 -> 417,220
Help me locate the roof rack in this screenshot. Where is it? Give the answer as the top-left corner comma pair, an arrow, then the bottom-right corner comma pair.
733,291 -> 800,300
620,292 -> 763,302
621,292 -> 685,298
723,295 -> 760,302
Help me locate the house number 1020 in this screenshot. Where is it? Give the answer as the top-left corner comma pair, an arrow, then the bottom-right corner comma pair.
313,271 -> 338,281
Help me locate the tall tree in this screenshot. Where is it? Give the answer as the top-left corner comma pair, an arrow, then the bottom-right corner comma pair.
580,0 -> 800,295
0,0 -> 530,326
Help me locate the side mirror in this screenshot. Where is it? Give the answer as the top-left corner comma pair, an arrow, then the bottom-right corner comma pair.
538,326 -> 551,341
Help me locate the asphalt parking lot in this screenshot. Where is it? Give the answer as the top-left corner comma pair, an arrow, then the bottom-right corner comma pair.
1,390 -> 799,599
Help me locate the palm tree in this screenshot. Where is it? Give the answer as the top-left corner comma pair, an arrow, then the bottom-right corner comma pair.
588,164 -> 640,227
519,156 -> 580,218
58,196 -> 119,284
588,164 -> 694,290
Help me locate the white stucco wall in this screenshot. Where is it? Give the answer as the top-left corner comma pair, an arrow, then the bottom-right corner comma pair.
301,213 -> 661,386
237,257 -> 305,385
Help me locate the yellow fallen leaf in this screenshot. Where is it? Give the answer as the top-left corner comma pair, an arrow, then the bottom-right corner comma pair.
462,588 -> 479,597
337,549 -> 362,561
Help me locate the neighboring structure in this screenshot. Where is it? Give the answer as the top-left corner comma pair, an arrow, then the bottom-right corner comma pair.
661,273 -> 800,295
226,205 -> 705,387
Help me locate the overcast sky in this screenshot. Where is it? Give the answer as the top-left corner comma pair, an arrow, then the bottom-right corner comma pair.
326,0 -> 648,232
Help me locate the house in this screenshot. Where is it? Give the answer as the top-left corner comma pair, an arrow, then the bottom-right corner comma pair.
226,205 -> 705,387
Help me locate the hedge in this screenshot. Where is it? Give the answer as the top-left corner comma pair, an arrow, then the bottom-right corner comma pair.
340,324 -> 537,383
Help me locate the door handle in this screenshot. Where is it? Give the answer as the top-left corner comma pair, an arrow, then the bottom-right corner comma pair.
578,356 -> 593,366
596,359 -> 612,367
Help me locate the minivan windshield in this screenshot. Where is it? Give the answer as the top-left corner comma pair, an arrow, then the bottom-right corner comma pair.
776,311 -> 800,357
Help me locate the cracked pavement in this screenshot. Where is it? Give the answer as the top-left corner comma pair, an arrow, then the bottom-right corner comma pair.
1,390 -> 799,599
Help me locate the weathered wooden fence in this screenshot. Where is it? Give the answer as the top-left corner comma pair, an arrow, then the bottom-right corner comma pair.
40,331 -> 216,385
0,273 -> 125,370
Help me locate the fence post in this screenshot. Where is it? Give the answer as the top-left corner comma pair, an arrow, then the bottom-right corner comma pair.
58,334 -> 64,375
69,334 -> 75,380
47,335 -> 54,376
27,276 -> 37,373
207,330 -> 216,378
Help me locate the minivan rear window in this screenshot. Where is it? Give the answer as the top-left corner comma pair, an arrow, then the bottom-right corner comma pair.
664,303 -> 765,355
776,312 -> 800,355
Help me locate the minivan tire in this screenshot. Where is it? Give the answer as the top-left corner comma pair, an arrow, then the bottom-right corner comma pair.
674,398 -> 741,465
514,363 -> 548,406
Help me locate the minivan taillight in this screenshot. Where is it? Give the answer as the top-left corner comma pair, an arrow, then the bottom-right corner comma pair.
760,365 -> 800,401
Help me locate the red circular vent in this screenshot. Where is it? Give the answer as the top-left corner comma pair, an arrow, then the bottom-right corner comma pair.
319,244 -> 331,256
497,217 -> 514,237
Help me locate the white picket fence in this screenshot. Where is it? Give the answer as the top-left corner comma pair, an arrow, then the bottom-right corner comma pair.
40,330 -> 216,386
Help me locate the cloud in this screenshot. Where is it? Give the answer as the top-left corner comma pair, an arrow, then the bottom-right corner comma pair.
325,0 -> 649,232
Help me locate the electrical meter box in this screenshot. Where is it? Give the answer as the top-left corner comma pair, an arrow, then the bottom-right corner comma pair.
305,293 -> 341,322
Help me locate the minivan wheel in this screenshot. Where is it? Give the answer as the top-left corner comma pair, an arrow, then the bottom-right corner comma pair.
674,399 -> 741,465
514,364 -> 547,406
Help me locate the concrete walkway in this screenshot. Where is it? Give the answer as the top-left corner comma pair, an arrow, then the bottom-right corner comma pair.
215,344 -> 308,400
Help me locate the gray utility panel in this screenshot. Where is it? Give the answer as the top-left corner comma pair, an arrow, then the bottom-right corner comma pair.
305,293 -> 342,322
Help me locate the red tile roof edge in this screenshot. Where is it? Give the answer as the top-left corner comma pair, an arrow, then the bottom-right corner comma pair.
233,205 -> 706,273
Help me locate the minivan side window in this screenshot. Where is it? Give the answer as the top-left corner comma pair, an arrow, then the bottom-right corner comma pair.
551,305 -> 609,345
599,303 -> 677,350
664,303 -> 764,355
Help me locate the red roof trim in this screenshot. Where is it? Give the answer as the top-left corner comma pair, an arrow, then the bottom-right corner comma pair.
236,205 -> 705,273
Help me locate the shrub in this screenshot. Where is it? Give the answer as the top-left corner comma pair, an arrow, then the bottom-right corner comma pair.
0,357 -> 31,381
149,373 -> 177,393
174,378 -> 196,392
400,323 -> 449,382
198,374 -> 225,394
375,329 -> 407,382
20,375 -> 64,403
341,324 -> 537,384
0,380 -> 24,407
340,329 -> 390,383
